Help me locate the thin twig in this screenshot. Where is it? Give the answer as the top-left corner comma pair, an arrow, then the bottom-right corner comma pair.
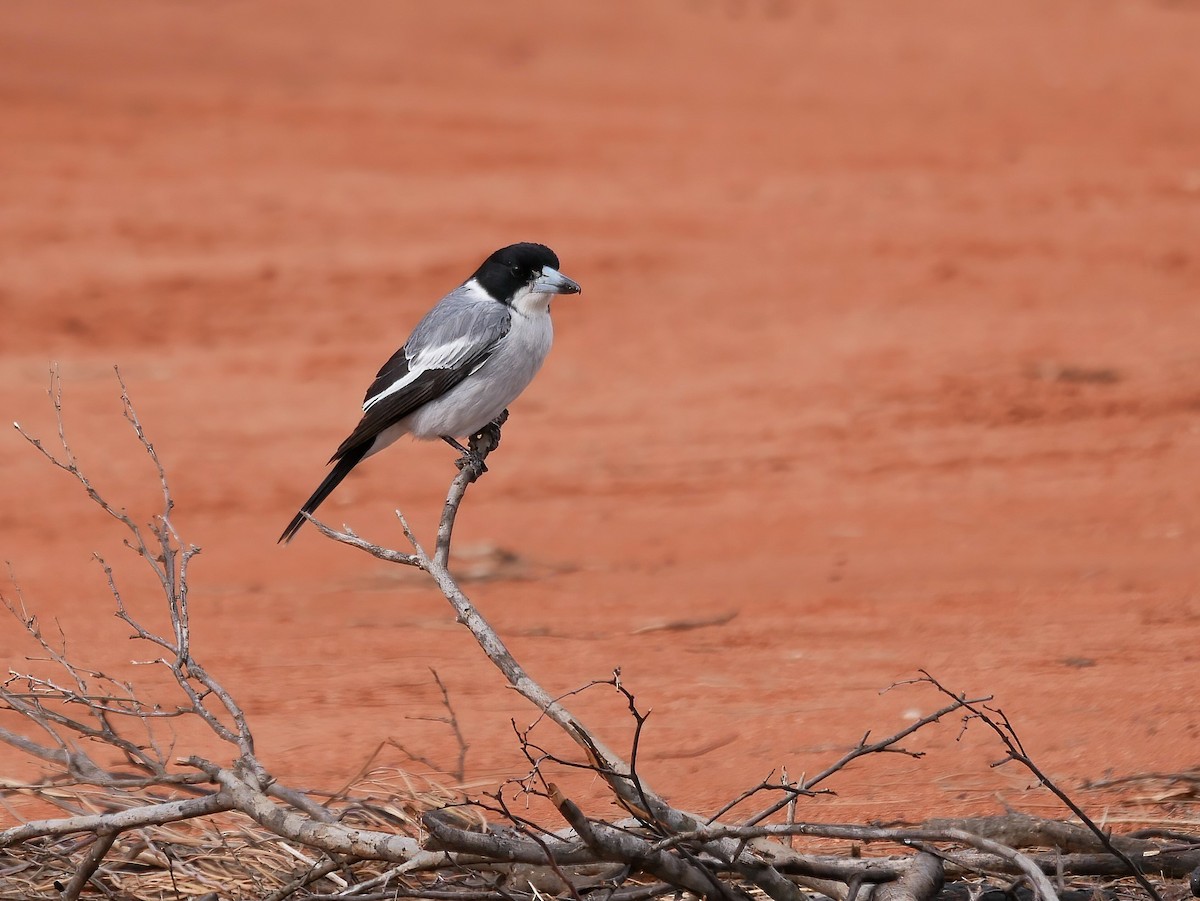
309,518 -> 421,567
919,670 -> 1163,901
742,693 -> 986,827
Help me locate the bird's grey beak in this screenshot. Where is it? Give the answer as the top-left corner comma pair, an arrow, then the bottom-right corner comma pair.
533,266 -> 581,295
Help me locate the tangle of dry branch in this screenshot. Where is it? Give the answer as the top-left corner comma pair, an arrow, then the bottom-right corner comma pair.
1,370 -> 1189,901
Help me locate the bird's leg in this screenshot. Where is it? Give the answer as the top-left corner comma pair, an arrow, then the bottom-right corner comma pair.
443,435 -> 484,478
442,436 -> 483,479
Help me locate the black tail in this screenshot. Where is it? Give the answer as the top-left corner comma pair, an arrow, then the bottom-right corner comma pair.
279,444 -> 369,543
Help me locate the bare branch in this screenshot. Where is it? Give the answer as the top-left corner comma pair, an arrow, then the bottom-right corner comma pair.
58,826 -> 119,901
4,370 -> 1188,901
553,786 -> 744,901
396,670 -> 471,784
12,367 -> 160,580
650,822 -> 1059,901
435,410 -> 508,571
192,757 -> 422,862
871,852 -> 943,901
421,809 -> 595,867
0,792 -> 234,847
309,518 -> 421,567
946,847 -> 1200,880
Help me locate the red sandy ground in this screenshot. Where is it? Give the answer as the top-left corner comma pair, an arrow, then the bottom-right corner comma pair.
1,1 -> 1197,829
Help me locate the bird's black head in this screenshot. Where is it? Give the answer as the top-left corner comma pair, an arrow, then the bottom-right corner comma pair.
471,243 -> 580,304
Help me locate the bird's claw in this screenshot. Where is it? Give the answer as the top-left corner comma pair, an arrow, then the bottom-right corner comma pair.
445,410 -> 508,482
454,452 -> 489,480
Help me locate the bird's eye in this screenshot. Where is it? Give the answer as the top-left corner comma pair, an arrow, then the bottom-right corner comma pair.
510,265 -> 524,279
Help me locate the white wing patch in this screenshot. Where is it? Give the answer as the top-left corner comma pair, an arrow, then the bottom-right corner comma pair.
363,366 -> 422,412
411,335 -> 479,370
361,335 -> 490,413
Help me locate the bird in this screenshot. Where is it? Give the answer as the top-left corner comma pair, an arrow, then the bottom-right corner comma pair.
279,242 -> 581,543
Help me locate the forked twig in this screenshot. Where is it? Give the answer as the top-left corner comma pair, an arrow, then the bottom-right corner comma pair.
741,693 -> 987,827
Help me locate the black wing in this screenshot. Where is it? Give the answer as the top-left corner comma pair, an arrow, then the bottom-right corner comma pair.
329,360 -> 486,461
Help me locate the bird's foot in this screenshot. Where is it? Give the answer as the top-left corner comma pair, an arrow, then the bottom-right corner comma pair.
453,452 -> 488,479
442,411 -> 509,483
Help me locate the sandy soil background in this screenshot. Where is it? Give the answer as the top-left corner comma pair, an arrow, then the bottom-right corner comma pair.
1,1 -> 1198,826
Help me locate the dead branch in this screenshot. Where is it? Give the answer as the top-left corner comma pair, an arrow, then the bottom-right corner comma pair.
2,371 -> 1189,901
2,369 -> 319,893
11,367 -> 255,764
192,757 -> 421,862
946,847 -> 1200,880
422,809 -> 594,867
57,825 -> 118,901
388,527 -> 979,901
304,392 -> 1173,901
871,852 -> 943,901
924,813 -> 1148,856
915,814 -> 1199,879
0,793 -> 234,847
554,787 -> 747,901
309,519 -> 420,567
646,823 -> 1059,901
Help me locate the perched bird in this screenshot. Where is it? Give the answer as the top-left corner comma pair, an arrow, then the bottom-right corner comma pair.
279,242 -> 581,543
